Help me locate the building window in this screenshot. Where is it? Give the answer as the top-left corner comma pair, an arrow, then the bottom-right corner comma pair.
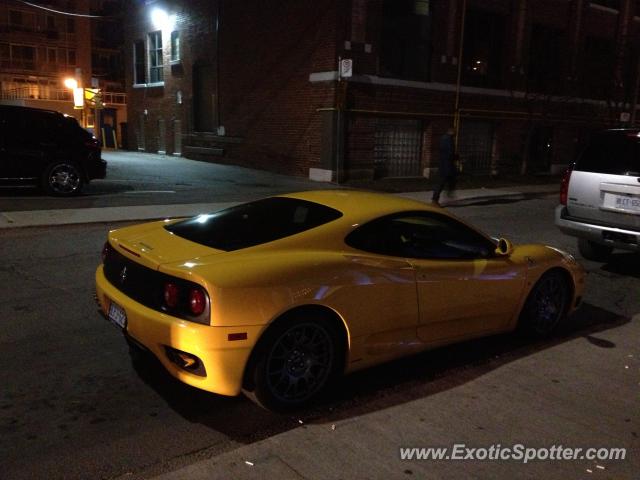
47,47 -> 57,63
67,49 -> 76,65
582,36 -> 616,99
67,18 -> 75,33
133,40 -> 146,84
462,9 -> 506,89
170,31 -> 180,62
148,31 -> 163,83
528,24 -> 566,94
379,0 -> 432,81
46,15 -> 55,30
9,10 -> 22,26
10,44 -> 36,69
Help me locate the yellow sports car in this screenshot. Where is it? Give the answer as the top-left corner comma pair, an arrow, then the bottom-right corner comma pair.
95,190 -> 585,410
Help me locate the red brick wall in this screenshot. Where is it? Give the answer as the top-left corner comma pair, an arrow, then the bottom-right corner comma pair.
124,0 -> 637,178
216,0 -> 341,175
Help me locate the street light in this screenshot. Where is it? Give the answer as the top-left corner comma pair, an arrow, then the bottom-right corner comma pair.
63,78 -> 78,90
151,8 -> 175,30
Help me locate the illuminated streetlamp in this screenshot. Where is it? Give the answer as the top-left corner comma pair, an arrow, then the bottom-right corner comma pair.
63,78 -> 78,90
64,76 -> 85,109
151,8 -> 175,30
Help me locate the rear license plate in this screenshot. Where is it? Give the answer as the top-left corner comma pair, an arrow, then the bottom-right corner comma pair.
603,193 -> 640,214
108,300 -> 127,330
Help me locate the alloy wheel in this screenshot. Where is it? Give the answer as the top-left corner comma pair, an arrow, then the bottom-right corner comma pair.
265,322 -> 334,403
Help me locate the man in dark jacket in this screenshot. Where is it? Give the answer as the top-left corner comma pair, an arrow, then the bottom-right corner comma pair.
432,128 -> 458,205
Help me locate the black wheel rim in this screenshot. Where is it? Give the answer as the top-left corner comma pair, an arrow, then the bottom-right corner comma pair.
266,323 -> 334,403
49,164 -> 80,194
531,275 -> 566,334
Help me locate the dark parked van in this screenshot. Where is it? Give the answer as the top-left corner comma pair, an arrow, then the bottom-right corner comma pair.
0,105 -> 106,196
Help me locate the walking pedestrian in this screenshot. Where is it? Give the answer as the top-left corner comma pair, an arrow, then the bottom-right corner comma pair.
432,127 -> 458,206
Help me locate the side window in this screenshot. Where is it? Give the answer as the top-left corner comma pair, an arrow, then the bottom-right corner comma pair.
346,212 -> 495,260
4,110 -> 28,146
0,111 -> 5,146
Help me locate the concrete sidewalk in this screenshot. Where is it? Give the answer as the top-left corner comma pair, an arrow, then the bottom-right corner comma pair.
150,312 -> 638,480
0,185 -> 558,229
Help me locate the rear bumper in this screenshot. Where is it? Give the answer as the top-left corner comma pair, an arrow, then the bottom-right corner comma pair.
555,205 -> 640,252
95,265 -> 264,396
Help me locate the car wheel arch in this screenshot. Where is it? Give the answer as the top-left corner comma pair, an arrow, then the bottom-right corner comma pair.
241,304 -> 350,392
518,266 -> 575,336
536,267 -> 575,308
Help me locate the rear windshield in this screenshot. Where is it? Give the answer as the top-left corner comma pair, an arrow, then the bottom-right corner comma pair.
576,131 -> 640,176
165,197 -> 343,251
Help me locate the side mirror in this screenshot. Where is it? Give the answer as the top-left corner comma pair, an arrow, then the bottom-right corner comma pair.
495,238 -> 514,257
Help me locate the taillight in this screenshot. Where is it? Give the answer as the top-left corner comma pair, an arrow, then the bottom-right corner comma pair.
85,137 -> 100,148
162,280 -> 209,322
189,288 -> 206,316
164,282 -> 180,308
560,166 -> 573,206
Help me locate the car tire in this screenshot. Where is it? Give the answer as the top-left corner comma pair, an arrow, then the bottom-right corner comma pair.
577,238 -> 612,262
519,270 -> 570,338
243,314 -> 342,411
42,161 -> 84,196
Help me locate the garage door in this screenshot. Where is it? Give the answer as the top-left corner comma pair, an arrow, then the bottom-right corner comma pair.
374,118 -> 422,177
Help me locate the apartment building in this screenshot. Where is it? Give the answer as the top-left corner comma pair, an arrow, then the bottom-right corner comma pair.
0,0 -> 127,146
125,0 -> 640,180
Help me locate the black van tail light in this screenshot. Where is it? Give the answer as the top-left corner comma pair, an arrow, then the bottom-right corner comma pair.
85,140 -> 99,149
560,167 -> 573,206
189,288 -> 207,316
164,282 -> 180,308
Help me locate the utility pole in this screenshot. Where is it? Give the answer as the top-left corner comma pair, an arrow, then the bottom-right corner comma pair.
453,0 -> 467,153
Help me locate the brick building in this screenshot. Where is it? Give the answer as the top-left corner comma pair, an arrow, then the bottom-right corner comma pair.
0,0 -> 127,146
125,0 -> 640,181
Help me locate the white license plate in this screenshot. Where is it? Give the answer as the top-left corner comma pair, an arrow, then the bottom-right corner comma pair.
603,193 -> 640,214
108,301 -> 127,330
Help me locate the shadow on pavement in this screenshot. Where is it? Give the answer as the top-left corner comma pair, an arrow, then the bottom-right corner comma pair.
129,301 -> 627,445
600,252 -> 640,279
314,302 -> 626,422
446,192 -> 553,208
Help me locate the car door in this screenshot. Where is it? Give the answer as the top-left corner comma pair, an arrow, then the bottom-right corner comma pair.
2,108 -> 45,180
0,109 -> 7,178
380,212 -> 527,344
0,108 -> 23,179
343,217 -> 422,360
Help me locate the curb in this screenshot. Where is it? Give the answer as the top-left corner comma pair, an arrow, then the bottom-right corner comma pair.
0,186 -> 558,230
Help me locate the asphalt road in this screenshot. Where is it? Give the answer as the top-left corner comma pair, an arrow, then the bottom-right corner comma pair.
0,151 -> 333,212
0,194 -> 638,479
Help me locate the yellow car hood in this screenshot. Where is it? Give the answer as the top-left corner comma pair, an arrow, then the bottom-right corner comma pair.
108,220 -> 224,269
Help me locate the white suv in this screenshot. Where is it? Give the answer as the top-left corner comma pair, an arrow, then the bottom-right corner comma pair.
555,129 -> 640,261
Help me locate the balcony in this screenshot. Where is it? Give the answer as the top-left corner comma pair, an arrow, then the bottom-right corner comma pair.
0,87 -> 127,106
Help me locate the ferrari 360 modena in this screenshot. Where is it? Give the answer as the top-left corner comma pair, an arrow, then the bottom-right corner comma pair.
95,190 -> 585,410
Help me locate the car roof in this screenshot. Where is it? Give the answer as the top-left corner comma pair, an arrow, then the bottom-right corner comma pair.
0,104 -> 62,116
280,189 -> 438,222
